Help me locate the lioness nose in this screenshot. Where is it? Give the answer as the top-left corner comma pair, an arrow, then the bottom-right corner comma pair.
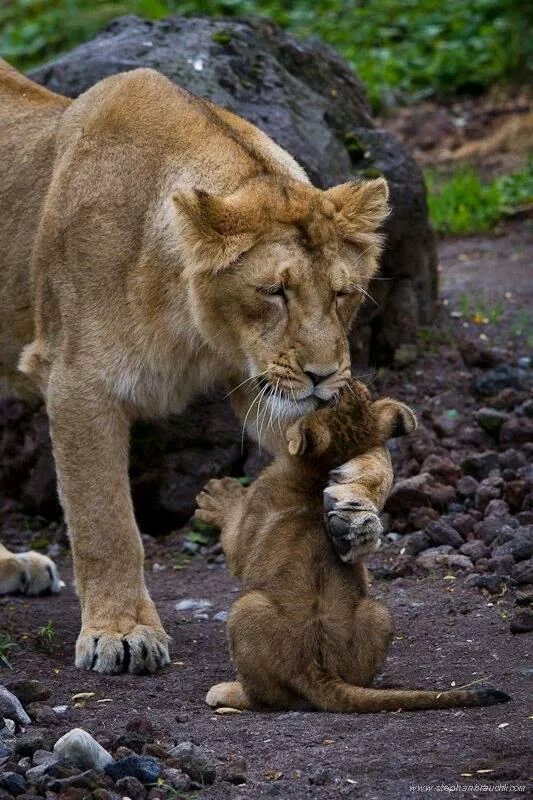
304,364 -> 339,385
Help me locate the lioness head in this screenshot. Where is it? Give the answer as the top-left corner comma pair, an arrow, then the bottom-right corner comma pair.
173,176 -> 388,421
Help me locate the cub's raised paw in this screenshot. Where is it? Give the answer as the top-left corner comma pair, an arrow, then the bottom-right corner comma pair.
0,550 -> 64,596
195,477 -> 247,529
76,625 -> 170,674
205,681 -> 251,710
324,492 -> 383,563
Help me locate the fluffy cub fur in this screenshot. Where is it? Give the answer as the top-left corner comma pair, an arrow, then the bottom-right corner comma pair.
197,379 -> 510,713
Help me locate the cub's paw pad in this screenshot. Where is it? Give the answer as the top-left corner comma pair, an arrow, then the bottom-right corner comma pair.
195,477 -> 247,528
205,681 -> 249,710
326,509 -> 383,563
76,625 -> 170,674
0,551 -> 64,596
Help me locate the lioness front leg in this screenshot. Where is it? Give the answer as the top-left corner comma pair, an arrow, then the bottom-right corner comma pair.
47,369 -> 169,674
324,446 -> 393,563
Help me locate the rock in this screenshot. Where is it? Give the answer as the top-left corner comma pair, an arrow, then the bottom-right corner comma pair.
484,499 -> 509,518
24,761 -> 57,785
175,598 -> 212,613
0,688 -> 31,727
406,507 -> 439,531
112,732 -> 147,754
466,574 -> 507,593
393,344 -> 418,368
32,750 -> 56,767
457,339 -> 506,368
105,756 -> 161,784
510,609 -> 533,634
448,513 -> 475,538
475,519 -> 518,546
219,757 -> 247,785
459,540 -> 490,561
488,553 -> 515,576
46,768 -> 101,793
26,704 -> 59,726
416,545 -> 452,570
431,412 -> 458,438
499,449 -> 527,471
403,531 -> 432,556
0,742 -> 14,760
115,776 -> 145,800
461,452 -> 499,481
162,768 -> 191,792
471,366 -> 525,398
420,454 -> 461,485
14,732 -> 54,758
456,475 -> 479,498
30,12 -> 437,370
4,682 -> 51,709
446,554 -> 474,571
54,729 -> 113,772
125,714 -> 158,740
213,610 -> 229,623
309,768 -> 334,786
504,479 -> 529,512
474,476 -> 503,511
474,407 -> 509,435
425,520 -> 464,548
168,742 -> 216,785
0,774 -> 26,797
386,473 -> 454,513
499,416 -> 533,448
513,558 -> 533,585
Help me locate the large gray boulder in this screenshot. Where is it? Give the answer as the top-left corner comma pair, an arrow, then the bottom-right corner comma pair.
30,13 -> 438,364
0,15 -> 438,531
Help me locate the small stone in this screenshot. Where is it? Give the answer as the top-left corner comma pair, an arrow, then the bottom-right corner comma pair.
0,742 -> 14,760
510,609 -> 533,634
456,475 -> 478,498
106,755 -> 161,784
474,476 -> 503,511
416,545 -> 452,570
471,365 -> 525,398
488,553 -> 515,576
125,713 -> 158,739
406,506 -> 439,531
466,574 -> 507,593
24,763 -> 55,785
14,732 -> 53,758
32,750 -> 56,767
0,687 -> 31,727
499,449 -> 526,471
162,768 -> 191,792
168,742 -> 216,786
213,610 -> 229,623
112,732 -> 146,754
461,452 -> 499,481
459,540 -> 490,561
399,531 -> 430,556
448,513 -> 475,537
517,356 -> 531,369
386,473 -> 454,513
500,417 -> 533,447
484,499 -> 509,518
504,479 -> 528,512
475,519 -> 517,546
219,757 -> 247,785
4,682 -> 51,709
26,704 -> 59,726
0,774 -> 26,797
54,729 -> 113,771
309,767 -> 334,786
447,554 -> 474,571
393,343 -> 417,368
513,558 -> 533,585
432,413 -> 458,438
474,407 -> 509,435
425,520 -> 464,548
115,776 -> 145,800
175,598 -> 212,613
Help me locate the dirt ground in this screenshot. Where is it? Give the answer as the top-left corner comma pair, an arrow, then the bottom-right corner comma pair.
1,218 -> 531,798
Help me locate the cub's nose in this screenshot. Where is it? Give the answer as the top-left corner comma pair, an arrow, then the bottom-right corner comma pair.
304,364 -> 339,386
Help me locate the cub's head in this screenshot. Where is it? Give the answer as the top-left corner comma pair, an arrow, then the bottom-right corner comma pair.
173,176 -> 389,423
285,378 -> 417,469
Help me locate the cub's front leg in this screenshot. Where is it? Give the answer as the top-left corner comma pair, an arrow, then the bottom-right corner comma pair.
47,368 -> 170,674
324,446 -> 393,563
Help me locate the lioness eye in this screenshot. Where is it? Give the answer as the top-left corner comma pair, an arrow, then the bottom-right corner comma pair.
257,285 -> 285,297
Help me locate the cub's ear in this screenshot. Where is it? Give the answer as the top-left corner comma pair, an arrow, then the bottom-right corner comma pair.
372,398 -> 417,442
286,417 -> 331,457
173,188 -> 259,274
325,178 -> 389,244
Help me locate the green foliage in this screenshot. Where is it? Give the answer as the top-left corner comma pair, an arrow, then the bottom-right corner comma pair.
425,160 -> 533,235
1,1 -> 530,108
0,633 -> 17,668
38,619 -> 57,651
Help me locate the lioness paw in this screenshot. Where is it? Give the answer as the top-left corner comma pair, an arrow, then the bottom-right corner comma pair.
324,492 -> 383,563
0,550 -> 64,596
195,477 -> 247,529
205,681 -> 250,710
76,625 -> 170,674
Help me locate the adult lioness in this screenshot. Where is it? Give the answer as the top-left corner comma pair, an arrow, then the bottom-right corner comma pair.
0,61 -> 393,674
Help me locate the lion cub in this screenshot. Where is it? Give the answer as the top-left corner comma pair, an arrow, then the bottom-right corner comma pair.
196,379 -> 510,713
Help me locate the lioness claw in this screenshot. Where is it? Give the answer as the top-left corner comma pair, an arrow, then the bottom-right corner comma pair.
75,625 -> 170,674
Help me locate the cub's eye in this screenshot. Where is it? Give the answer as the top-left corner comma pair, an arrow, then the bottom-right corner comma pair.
256,284 -> 285,298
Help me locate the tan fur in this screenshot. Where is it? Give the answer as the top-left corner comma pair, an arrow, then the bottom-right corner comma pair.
0,61 -> 392,673
198,380 -> 509,713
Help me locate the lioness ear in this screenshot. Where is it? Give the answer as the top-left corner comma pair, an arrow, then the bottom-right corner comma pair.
173,189 -> 259,274
286,417 -> 331,456
373,398 -> 417,442
325,178 -> 389,244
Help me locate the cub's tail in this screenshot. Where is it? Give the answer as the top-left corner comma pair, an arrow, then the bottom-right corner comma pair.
296,667 -> 510,713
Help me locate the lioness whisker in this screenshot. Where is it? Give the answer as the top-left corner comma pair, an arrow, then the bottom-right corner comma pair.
225,370 -> 268,399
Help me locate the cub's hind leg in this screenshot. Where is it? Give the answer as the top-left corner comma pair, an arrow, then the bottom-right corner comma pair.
205,681 -> 251,710
346,597 -> 394,687
0,542 -> 63,596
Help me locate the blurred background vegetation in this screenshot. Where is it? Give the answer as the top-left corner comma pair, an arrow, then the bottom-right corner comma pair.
1,0 -> 531,110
